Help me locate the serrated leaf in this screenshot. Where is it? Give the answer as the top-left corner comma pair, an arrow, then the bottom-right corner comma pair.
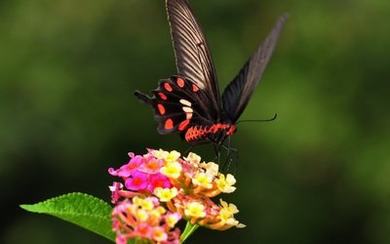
20,192 -> 115,242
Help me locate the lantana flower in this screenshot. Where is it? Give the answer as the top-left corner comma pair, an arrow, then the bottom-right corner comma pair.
215,173 -> 237,193
112,196 -> 181,244
109,149 -> 244,244
154,187 -> 178,202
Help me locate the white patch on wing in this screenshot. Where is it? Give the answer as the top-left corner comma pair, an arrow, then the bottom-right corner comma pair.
179,99 -> 192,107
182,107 -> 193,113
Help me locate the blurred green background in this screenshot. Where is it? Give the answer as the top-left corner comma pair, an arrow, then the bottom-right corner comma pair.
1,0 -> 389,243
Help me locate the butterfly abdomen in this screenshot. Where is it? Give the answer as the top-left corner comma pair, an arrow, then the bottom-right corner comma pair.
184,123 -> 237,143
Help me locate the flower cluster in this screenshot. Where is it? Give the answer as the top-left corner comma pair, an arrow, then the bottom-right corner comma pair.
109,149 -> 244,244
112,196 -> 180,244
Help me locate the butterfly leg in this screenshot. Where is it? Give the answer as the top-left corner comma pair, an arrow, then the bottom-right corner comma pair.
183,140 -> 211,157
219,138 -> 232,172
213,143 -> 222,164
220,138 -> 239,173
183,145 -> 194,156
226,137 -> 234,167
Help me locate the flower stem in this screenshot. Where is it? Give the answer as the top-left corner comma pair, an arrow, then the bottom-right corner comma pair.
180,221 -> 199,243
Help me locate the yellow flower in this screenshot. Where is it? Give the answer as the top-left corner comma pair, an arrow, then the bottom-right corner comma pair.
165,150 -> 181,163
166,213 -> 181,228
219,199 -> 245,228
135,209 -> 149,221
160,161 -> 182,179
149,208 -> 164,220
152,149 -> 169,160
216,173 -> 236,193
200,161 -> 219,177
226,218 -> 246,228
152,227 -> 168,242
184,201 -> 206,218
219,199 -> 238,219
154,187 -> 178,202
156,206 -> 166,214
133,196 -> 154,210
192,172 -> 213,189
184,152 -> 201,165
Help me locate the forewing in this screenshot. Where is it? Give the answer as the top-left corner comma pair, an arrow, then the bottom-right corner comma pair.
222,14 -> 288,122
166,0 -> 221,116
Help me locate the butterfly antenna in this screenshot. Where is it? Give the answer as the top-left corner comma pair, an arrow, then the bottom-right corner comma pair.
237,113 -> 278,124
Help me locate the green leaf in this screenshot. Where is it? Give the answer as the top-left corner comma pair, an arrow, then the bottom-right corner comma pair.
20,192 -> 115,242
180,221 -> 199,243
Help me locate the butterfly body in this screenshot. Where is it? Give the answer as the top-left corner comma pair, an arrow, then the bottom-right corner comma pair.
135,0 -> 287,146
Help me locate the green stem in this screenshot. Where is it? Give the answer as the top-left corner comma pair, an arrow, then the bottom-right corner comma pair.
180,221 -> 199,243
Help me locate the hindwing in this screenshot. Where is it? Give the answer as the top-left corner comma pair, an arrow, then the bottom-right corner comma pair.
135,76 -> 215,137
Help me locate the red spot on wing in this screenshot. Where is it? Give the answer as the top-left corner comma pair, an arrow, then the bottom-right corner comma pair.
177,78 -> 185,88
158,92 -> 167,100
192,84 -> 199,92
157,104 -> 165,115
164,83 -> 173,92
164,119 -> 174,130
178,119 -> 190,131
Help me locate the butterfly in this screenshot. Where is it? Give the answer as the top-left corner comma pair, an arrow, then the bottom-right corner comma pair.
135,0 -> 287,146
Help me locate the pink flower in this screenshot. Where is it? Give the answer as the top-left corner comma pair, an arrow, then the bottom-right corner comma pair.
125,171 -> 149,191
108,154 -> 144,178
139,157 -> 164,174
129,155 -> 144,166
115,235 -> 127,244
109,182 -> 123,204
133,223 -> 152,239
147,173 -> 172,192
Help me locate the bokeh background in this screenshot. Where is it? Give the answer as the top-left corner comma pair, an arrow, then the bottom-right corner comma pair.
1,0 -> 389,243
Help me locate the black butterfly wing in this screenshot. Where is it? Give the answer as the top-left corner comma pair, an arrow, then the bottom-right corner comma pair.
166,0 -> 221,119
222,14 -> 288,122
